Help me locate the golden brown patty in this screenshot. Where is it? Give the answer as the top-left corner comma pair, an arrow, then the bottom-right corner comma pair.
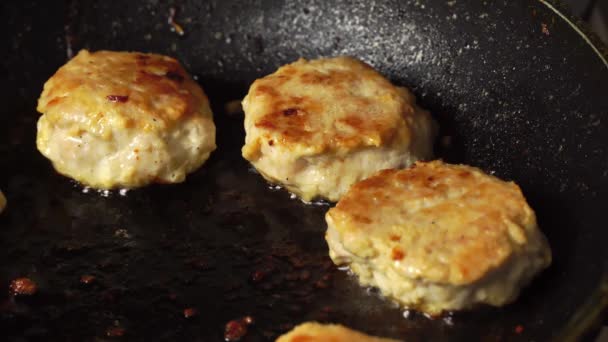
326,160 -> 551,314
275,322 -> 400,342
242,56 -> 436,201
37,50 -> 216,189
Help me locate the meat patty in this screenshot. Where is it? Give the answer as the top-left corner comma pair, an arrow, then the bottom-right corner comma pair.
276,322 -> 400,342
242,56 -> 436,202
325,160 -> 551,315
36,50 -> 216,189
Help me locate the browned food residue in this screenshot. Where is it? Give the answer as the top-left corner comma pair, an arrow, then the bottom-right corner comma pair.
391,247 -> 405,261
224,316 -> 254,341
250,269 -> 268,283
183,307 -> 198,318
80,274 -> 96,284
9,277 -> 37,296
541,23 -> 550,36
168,7 -> 185,36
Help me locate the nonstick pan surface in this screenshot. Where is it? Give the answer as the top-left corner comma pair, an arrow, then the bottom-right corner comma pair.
0,0 -> 607,341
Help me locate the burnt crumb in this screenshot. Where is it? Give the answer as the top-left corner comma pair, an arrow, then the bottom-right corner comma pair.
106,95 -> 129,103
250,269 -> 268,283
282,108 -> 298,116
541,23 -> 550,36
183,307 -> 198,318
224,316 -> 254,341
268,140 -> 274,146
80,274 -> 96,285
165,70 -> 184,82
9,277 -> 37,296
168,7 -> 185,36
224,321 -> 246,340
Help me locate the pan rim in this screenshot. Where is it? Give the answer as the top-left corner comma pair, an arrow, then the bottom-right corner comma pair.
539,0 -> 608,69
537,2 -> 608,339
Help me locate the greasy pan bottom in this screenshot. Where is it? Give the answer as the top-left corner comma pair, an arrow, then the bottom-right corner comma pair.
1,0 -> 607,340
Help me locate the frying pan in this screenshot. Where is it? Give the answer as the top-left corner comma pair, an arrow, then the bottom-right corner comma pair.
1,0 -> 607,340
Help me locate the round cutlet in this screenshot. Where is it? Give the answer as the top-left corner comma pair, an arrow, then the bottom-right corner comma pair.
36,50 -> 216,189
242,56 -> 436,202
325,160 -> 551,314
276,322 -> 400,342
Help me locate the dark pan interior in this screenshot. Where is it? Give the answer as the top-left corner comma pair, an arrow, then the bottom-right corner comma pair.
1,0 -> 607,341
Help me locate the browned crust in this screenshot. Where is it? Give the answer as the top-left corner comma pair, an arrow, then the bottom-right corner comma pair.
327,160 -> 540,285
244,57 -> 415,154
37,50 -> 208,130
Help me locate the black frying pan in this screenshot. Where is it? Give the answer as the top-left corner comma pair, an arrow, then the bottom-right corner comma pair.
0,0 -> 607,341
